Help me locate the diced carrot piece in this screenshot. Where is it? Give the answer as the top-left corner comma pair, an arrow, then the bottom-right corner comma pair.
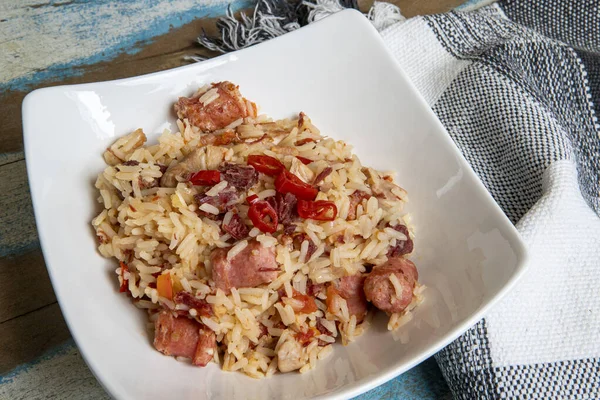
157,274 -> 173,300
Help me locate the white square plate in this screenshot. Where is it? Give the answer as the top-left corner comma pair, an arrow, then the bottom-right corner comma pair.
23,9 -> 528,400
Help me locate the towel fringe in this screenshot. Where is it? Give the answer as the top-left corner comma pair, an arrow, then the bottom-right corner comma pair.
188,0 -> 403,60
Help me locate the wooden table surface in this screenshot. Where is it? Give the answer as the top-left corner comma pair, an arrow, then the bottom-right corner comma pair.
0,0 -> 475,398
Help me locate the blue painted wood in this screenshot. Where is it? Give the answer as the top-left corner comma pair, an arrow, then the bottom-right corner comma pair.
1,0 -> 254,92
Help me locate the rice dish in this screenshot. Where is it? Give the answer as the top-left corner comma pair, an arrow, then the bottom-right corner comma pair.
92,81 -> 424,377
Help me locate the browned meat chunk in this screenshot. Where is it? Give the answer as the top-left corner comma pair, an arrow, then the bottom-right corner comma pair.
222,212 -> 249,240
174,81 -> 256,132
153,311 -> 216,367
337,275 -> 368,322
363,258 -> 418,314
266,192 -> 297,225
219,163 -> 258,190
210,240 -> 279,293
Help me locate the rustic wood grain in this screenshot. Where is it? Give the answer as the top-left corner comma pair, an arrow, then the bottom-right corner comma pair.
0,249 -> 55,324
0,159 -> 38,257
0,303 -> 70,374
0,14 -> 221,155
0,342 -> 109,400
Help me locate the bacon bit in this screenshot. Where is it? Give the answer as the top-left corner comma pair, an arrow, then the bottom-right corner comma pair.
129,205 -> 137,212
312,167 -> 332,186
219,163 -> 258,190
386,224 -> 414,257
152,195 -> 160,202
173,292 -> 213,317
266,192 -> 298,225
259,323 -> 269,337
295,138 -> 315,146
315,318 -> 328,335
283,224 -> 296,235
298,112 -> 306,128
306,280 -> 325,297
157,164 -> 168,175
97,231 -> 108,244
119,261 -> 129,293
295,328 -> 316,347
292,233 -> 317,261
347,190 -> 370,220
248,134 -> 268,144
296,156 -> 312,165
383,175 -> 394,182
222,212 -> 249,240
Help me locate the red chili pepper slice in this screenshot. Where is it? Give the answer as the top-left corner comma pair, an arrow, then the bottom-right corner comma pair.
246,194 -> 259,204
247,155 -> 285,176
296,156 -> 312,165
275,170 -> 318,201
248,200 -> 279,233
189,170 -> 220,186
119,261 -> 129,293
297,200 -> 337,221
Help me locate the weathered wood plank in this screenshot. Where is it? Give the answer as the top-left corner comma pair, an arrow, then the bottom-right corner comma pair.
0,159 -> 38,257
1,0 -> 249,87
382,0 -> 468,17
0,16 -> 222,155
0,302 -> 70,374
0,249 -> 55,324
0,341 -> 109,400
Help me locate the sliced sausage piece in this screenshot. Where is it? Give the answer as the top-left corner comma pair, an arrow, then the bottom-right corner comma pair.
210,240 -> 279,293
174,81 -> 256,132
192,326 -> 217,367
153,310 -> 200,359
363,258 -> 418,314
337,275 -> 369,322
154,311 -> 216,367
